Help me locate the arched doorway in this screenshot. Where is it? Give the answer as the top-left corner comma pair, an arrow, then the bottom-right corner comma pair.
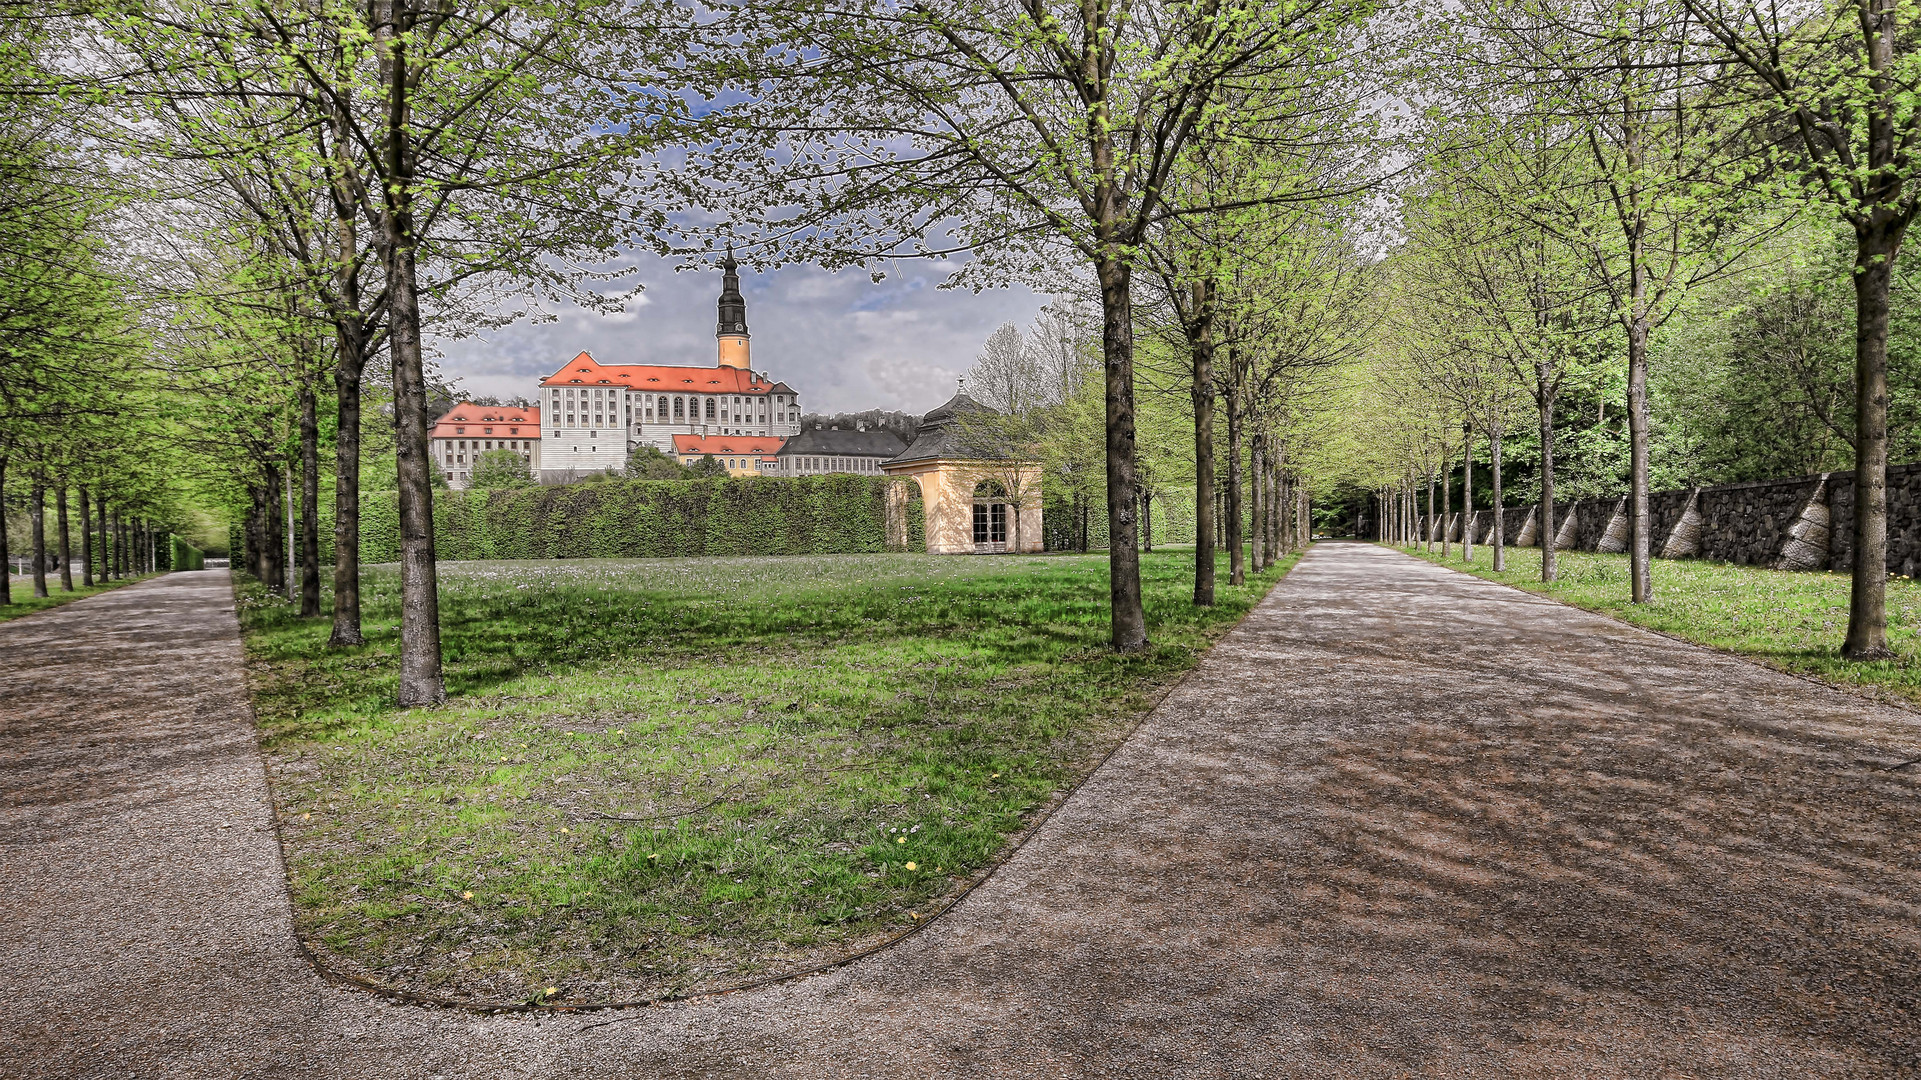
973,480 -> 1009,553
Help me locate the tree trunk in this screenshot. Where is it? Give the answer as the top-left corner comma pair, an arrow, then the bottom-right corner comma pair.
56,484 -> 72,591
78,485 -> 92,587
264,468 -> 287,593
30,476 -> 47,598
328,85 -> 369,647
1224,371 -> 1244,587
1845,219 -> 1904,658
1141,489 -> 1153,554
379,0 -> 448,703
1491,421 -> 1506,572
1441,457 -> 1451,558
1267,461 -> 1283,553
1462,430 -> 1475,562
0,454 -> 9,604
1538,375 -> 1558,584
1626,313 -> 1653,603
1249,431 -> 1265,571
1189,287 -> 1217,605
1094,252 -> 1147,650
284,483 -> 295,601
1260,450 -> 1272,565
299,376 -> 323,617
329,333 -> 367,643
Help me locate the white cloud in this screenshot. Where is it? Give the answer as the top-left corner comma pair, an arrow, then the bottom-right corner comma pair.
429,254 -> 1048,414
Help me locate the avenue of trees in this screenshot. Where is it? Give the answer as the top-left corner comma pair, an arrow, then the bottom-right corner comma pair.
4,0 -> 1919,693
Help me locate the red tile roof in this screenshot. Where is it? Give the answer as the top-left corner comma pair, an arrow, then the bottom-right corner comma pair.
430,403 -> 541,439
672,434 -> 785,458
540,350 -> 782,393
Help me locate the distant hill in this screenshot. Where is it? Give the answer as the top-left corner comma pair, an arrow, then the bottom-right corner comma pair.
799,409 -> 921,443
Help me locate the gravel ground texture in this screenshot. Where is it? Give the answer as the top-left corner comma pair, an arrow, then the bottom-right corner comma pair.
3,545 -> 1917,1079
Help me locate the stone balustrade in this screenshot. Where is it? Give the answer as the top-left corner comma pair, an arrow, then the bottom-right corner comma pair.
1418,463 -> 1921,573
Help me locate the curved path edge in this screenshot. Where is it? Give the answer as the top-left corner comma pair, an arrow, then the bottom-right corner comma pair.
5,550 -> 1917,1078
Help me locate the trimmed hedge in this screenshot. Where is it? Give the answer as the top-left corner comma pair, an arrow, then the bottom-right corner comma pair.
171,534 -> 205,571
360,475 -> 905,563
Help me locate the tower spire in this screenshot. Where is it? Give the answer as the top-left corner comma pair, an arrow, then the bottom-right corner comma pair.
717,244 -> 747,337
715,243 -> 751,369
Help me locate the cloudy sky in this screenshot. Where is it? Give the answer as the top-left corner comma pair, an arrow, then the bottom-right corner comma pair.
429,254 -> 1049,417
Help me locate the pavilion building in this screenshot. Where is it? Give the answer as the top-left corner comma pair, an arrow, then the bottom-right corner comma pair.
882,391 -> 1042,554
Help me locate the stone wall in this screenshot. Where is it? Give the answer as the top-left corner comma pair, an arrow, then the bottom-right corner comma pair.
1429,463 -> 1921,573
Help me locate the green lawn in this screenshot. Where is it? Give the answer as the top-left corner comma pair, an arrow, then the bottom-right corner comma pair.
1402,543 -> 1921,704
1,573 -> 162,623
240,548 -> 1295,1007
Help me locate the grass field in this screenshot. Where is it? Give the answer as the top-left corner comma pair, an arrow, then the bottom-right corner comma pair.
1402,544 -> 1921,705
240,548 -> 1294,1006
1,572 -> 161,623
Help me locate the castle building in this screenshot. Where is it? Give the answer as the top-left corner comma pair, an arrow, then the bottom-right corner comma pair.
672,433 -> 785,475
430,403 -> 542,489
773,425 -> 907,476
537,250 -> 801,483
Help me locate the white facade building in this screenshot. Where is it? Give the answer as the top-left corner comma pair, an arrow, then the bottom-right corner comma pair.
430,403 -> 542,489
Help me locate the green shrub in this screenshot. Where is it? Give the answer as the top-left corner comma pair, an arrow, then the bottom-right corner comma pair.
468,448 -> 536,489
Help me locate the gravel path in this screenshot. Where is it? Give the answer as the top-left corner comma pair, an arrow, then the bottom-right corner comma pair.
4,547 -> 1918,1079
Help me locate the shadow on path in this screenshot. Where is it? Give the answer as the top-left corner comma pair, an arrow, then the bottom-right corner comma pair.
1,550 -> 1915,1078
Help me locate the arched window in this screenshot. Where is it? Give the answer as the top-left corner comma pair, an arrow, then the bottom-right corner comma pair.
705,398 -> 717,420
674,397 -> 685,420
972,480 -> 1009,550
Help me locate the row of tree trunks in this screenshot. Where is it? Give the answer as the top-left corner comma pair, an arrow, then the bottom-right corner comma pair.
244,472 -> 287,593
